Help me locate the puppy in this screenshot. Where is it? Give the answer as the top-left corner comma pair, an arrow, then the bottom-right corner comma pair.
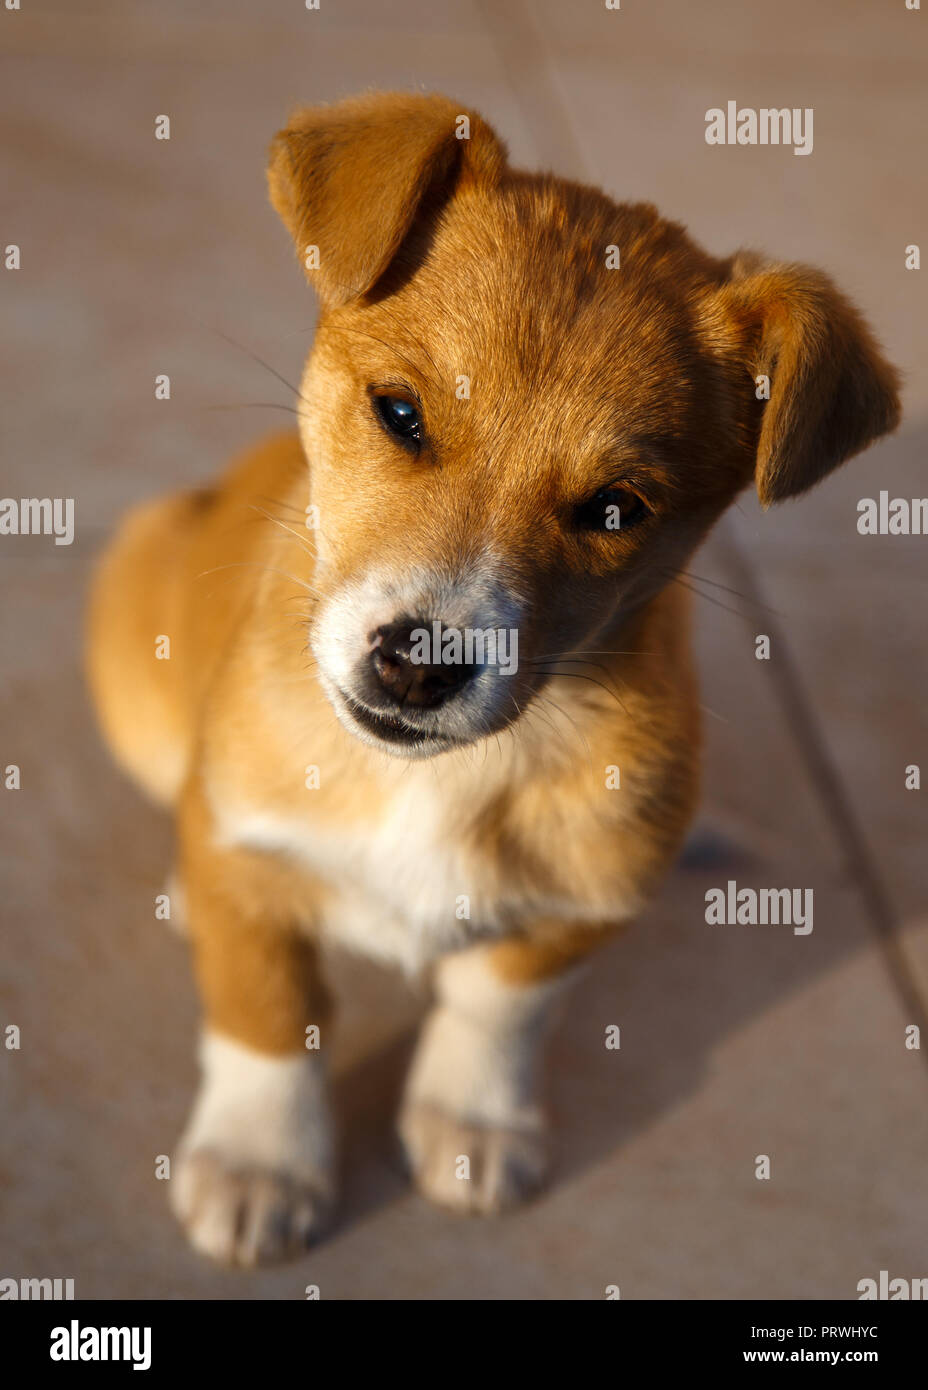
87,91 -> 900,1265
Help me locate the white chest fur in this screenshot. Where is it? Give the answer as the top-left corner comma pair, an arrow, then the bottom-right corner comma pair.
215,776 -> 511,974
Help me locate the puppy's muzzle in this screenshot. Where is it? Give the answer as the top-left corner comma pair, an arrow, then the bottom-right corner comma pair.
369,620 -> 478,709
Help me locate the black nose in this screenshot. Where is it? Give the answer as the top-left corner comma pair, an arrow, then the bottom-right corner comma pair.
370,621 -> 477,708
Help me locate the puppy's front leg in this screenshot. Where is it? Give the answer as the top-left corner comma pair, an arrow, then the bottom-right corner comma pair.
399,926 -> 615,1215
170,786 -> 335,1266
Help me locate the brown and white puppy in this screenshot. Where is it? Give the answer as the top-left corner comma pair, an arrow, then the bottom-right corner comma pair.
87,92 -> 899,1266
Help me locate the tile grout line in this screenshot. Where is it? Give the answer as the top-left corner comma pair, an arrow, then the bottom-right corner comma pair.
721,523 -> 928,1049
476,0 -> 928,1049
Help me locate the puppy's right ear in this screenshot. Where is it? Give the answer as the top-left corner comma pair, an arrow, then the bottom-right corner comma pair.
267,91 -> 506,307
707,253 -> 901,506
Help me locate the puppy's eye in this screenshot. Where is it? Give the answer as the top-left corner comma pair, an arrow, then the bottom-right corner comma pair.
373,393 -> 422,448
575,486 -> 647,533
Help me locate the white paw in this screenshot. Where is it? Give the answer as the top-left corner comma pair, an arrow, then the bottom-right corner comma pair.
171,1032 -> 336,1266
397,969 -> 559,1215
170,1149 -> 333,1266
399,1098 -> 548,1215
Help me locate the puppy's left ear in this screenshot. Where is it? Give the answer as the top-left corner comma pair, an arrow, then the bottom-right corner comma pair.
709,255 -> 901,505
267,91 -> 506,307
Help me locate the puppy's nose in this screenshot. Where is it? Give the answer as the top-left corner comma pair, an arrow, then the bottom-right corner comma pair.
370,621 -> 477,708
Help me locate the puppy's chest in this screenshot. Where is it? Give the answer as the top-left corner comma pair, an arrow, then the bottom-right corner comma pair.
221,783 -> 528,973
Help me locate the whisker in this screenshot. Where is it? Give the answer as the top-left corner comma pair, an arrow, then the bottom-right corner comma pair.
529,655 -> 631,708
663,567 -> 780,615
204,402 -> 302,418
528,654 -> 621,683
532,666 -> 629,716
255,494 -> 310,518
194,560 -> 321,597
248,503 -> 317,562
510,691 -> 568,763
206,325 -> 312,407
531,649 -> 656,660
666,574 -> 751,620
531,691 -> 594,767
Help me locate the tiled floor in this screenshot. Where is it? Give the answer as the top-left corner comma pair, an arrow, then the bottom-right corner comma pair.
1,0 -> 925,1298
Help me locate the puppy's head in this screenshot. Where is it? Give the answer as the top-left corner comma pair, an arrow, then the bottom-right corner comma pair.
268,92 -> 900,758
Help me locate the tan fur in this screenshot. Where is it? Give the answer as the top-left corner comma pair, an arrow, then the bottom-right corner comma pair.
86,91 -> 900,1261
